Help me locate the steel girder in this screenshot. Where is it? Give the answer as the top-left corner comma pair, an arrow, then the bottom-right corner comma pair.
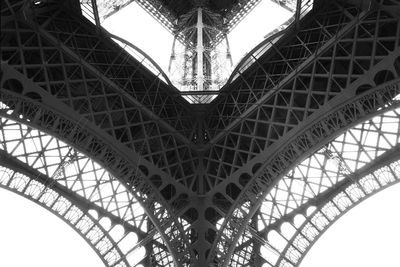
0,130 -> 150,267
260,147 -> 400,267
224,104 -> 400,266
1,1 -> 198,265
0,89 -> 195,265
1,87 -> 399,267
1,0 -> 202,190
209,78 -> 400,265
1,4 -> 206,264
204,1 -> 400,265
0,70 -> 197,265
1,0 -> 400,266
0,117 -> 191,265
0,4 -> 197,262
0,165 -> 136,267
203,1 -> 399,189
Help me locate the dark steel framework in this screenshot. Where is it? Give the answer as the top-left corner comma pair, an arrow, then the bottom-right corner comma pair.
1,0 -> 400,266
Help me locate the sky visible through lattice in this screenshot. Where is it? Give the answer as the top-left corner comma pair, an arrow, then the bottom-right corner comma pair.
301,183 -> 400,267
0,182 -> 399,266
1,0 -> 399,266
1,109 -> 399,266
101,0 -> 292,78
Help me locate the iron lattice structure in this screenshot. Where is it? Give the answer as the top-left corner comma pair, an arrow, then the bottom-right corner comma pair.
1,0 -> 400,266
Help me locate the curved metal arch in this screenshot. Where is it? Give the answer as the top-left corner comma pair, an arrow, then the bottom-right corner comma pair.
0,95 -> 191,266
0,116 -> 149,228
225,28 -> 288,86
204,4 -> 400,264
207,4 -> 400,250
212,76 -> 400,266
246,100 -> 400,264
229,124 -> 400,266
221,0 -> 315,87
1,4 -> 201,194
105,33 -> 174,87
275,152 -> 400,267
227,108 -> 400,266
256,107 -> 400,227
228,104 -> 400,266
205,0 -> 365,142
0,117 -> 173,266
201,2 -> 400,208
0,165 -> 130,267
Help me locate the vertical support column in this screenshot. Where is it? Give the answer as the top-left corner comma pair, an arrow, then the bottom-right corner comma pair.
196,7 -> 204,91
295,0 -> 302,29
225,34 -> 233,68
91,0 -> 101,30
169,35 -> 177,73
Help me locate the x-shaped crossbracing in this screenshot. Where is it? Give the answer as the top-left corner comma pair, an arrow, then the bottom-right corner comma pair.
1,0 -> 400,266
1,83 -> 399,266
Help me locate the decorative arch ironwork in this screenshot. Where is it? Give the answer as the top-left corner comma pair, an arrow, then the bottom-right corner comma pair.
1,0 -> 400,266
234,106 -> 400,266
0,116 -> 179,266
0,166 -> 135,267
216,79 -> 400,266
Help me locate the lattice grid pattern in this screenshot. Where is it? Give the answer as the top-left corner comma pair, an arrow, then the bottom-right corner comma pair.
1,0 -> 400,266
0,116 -> 181,266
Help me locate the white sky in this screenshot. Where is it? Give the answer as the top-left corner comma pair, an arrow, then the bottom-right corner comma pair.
102,1 -> 174,74
0,188 -> 104,267
301,182 -> 400,267
227,0 -> 292,65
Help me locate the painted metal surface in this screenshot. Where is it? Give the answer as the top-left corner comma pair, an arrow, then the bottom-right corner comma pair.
1,0 -> 400,266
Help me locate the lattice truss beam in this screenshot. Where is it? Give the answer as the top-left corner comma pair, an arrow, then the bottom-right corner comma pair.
0,74 -> 197,265
228,106 -> 400,267
204,2 -> 400,183
0,93 -> 194,265
1,0 -> 400,266
207,79 -> 400,265
1,1 -> 197,265
0,117 -> 153,267
204,1 -> 400,265
1,2 -> 213,263
1,0 -> 201,191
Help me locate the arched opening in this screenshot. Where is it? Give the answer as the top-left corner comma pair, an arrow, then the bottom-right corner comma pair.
256,104 -> 400,267
0,116 -> 154,266
0,188 -> 104,267
300,183 -> 400,267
